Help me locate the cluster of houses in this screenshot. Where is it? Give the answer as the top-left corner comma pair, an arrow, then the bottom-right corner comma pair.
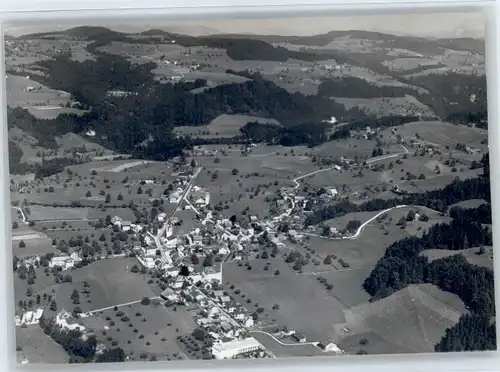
159,276 -> 271,360
13,160 -> 349,360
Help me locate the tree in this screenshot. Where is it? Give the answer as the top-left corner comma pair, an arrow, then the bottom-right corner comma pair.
85,190 -> 92,197
191,254 -> 199,265
192,328 -> 206,341
131,264 -> 139,273
203,255 -> 213,267
19,240 -> 26,248
105,194 -> 111,203
96,348 -> 125,363
12,221 -> 18,229
406,210 -> 416,221
419,214 -> 429,222
346,220 -> 361,232
140,297 -> 151,305
137,187 -> 143,194
50,300 -> 57,311
231,168 -> 239,176
71,289 -> 80,304
179,265 -> 190,277
117,193 -> 123,201
396,216 -> 407,227
324,255 -> 333,265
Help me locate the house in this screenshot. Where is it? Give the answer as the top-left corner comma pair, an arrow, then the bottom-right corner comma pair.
218,246 -> 230,255
143,257 -> 156,268
160,288 -> 179,302
293,333 -> 307,343
111,216 -> 122,225
249,216 -> 258,223
122,221 -> 131,232
55,310 -> 85,331
326,188 -> 338,197
157,212 -> 167,222
20,308 -> 44,325
49,255 -> 77,271
221,219 -> 232,228
318,341 -> 342,353
212,337 -> 264,360
165,237 -> 178,248
214,290 -> 224,298
169,188 -> 183,203
220,296 -> 231,303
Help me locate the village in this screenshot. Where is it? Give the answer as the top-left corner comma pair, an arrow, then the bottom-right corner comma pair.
13,155 -> 353,361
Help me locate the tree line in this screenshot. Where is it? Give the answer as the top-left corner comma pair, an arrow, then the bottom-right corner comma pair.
305,175 -> 490,226
39,315 -> 126,363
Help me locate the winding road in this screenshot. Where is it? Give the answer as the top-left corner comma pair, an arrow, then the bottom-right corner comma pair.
292,144 -> 409,190
250,330 -> 320,347
306,205 -> 409,241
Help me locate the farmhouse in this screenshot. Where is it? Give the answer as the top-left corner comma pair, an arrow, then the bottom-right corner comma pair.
292,332 -> 307,343
318,341 -> 342,353
190,186 -> 211,207
211,337 -> 264,360
55,310 -> 86,331
122,221 -> 132,232
18,308 -> 44,326
169,188 -> 184,203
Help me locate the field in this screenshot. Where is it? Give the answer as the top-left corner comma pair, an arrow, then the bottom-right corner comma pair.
420,247 -> 494,270
250,332 -> 327,358
311,138 -> 378,159
448,199 -> 487,210
194,151 -> 317,207
6,74 -> 86,119
336,284 -> 467,354
222,258 -> 347,341
307,222 -> 409,269
333,95 -> 435,117
174,114 -> 280,138
16,326 -> 70,364
28,206 -> 90,221
80,302 -> 196,361
389,121 -> 488,149
15,258 -> 157,315
12,225 -> 54,258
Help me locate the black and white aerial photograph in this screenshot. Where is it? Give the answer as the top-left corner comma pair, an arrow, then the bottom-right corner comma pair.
5,11 -> 495,364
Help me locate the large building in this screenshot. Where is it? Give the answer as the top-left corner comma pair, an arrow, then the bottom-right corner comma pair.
212,337 -> 264,360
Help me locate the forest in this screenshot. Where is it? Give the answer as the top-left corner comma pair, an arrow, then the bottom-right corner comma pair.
363,205 -> 495,352
10,53 -> 362,158
359,156 -> 495,351
240,121 -> 331,147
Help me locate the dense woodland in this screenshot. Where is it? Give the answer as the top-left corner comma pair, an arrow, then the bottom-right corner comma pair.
363,209 -> 496,351
435,314 -> 496,352
358,156 -> 495,352
8,28 -> 487,163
